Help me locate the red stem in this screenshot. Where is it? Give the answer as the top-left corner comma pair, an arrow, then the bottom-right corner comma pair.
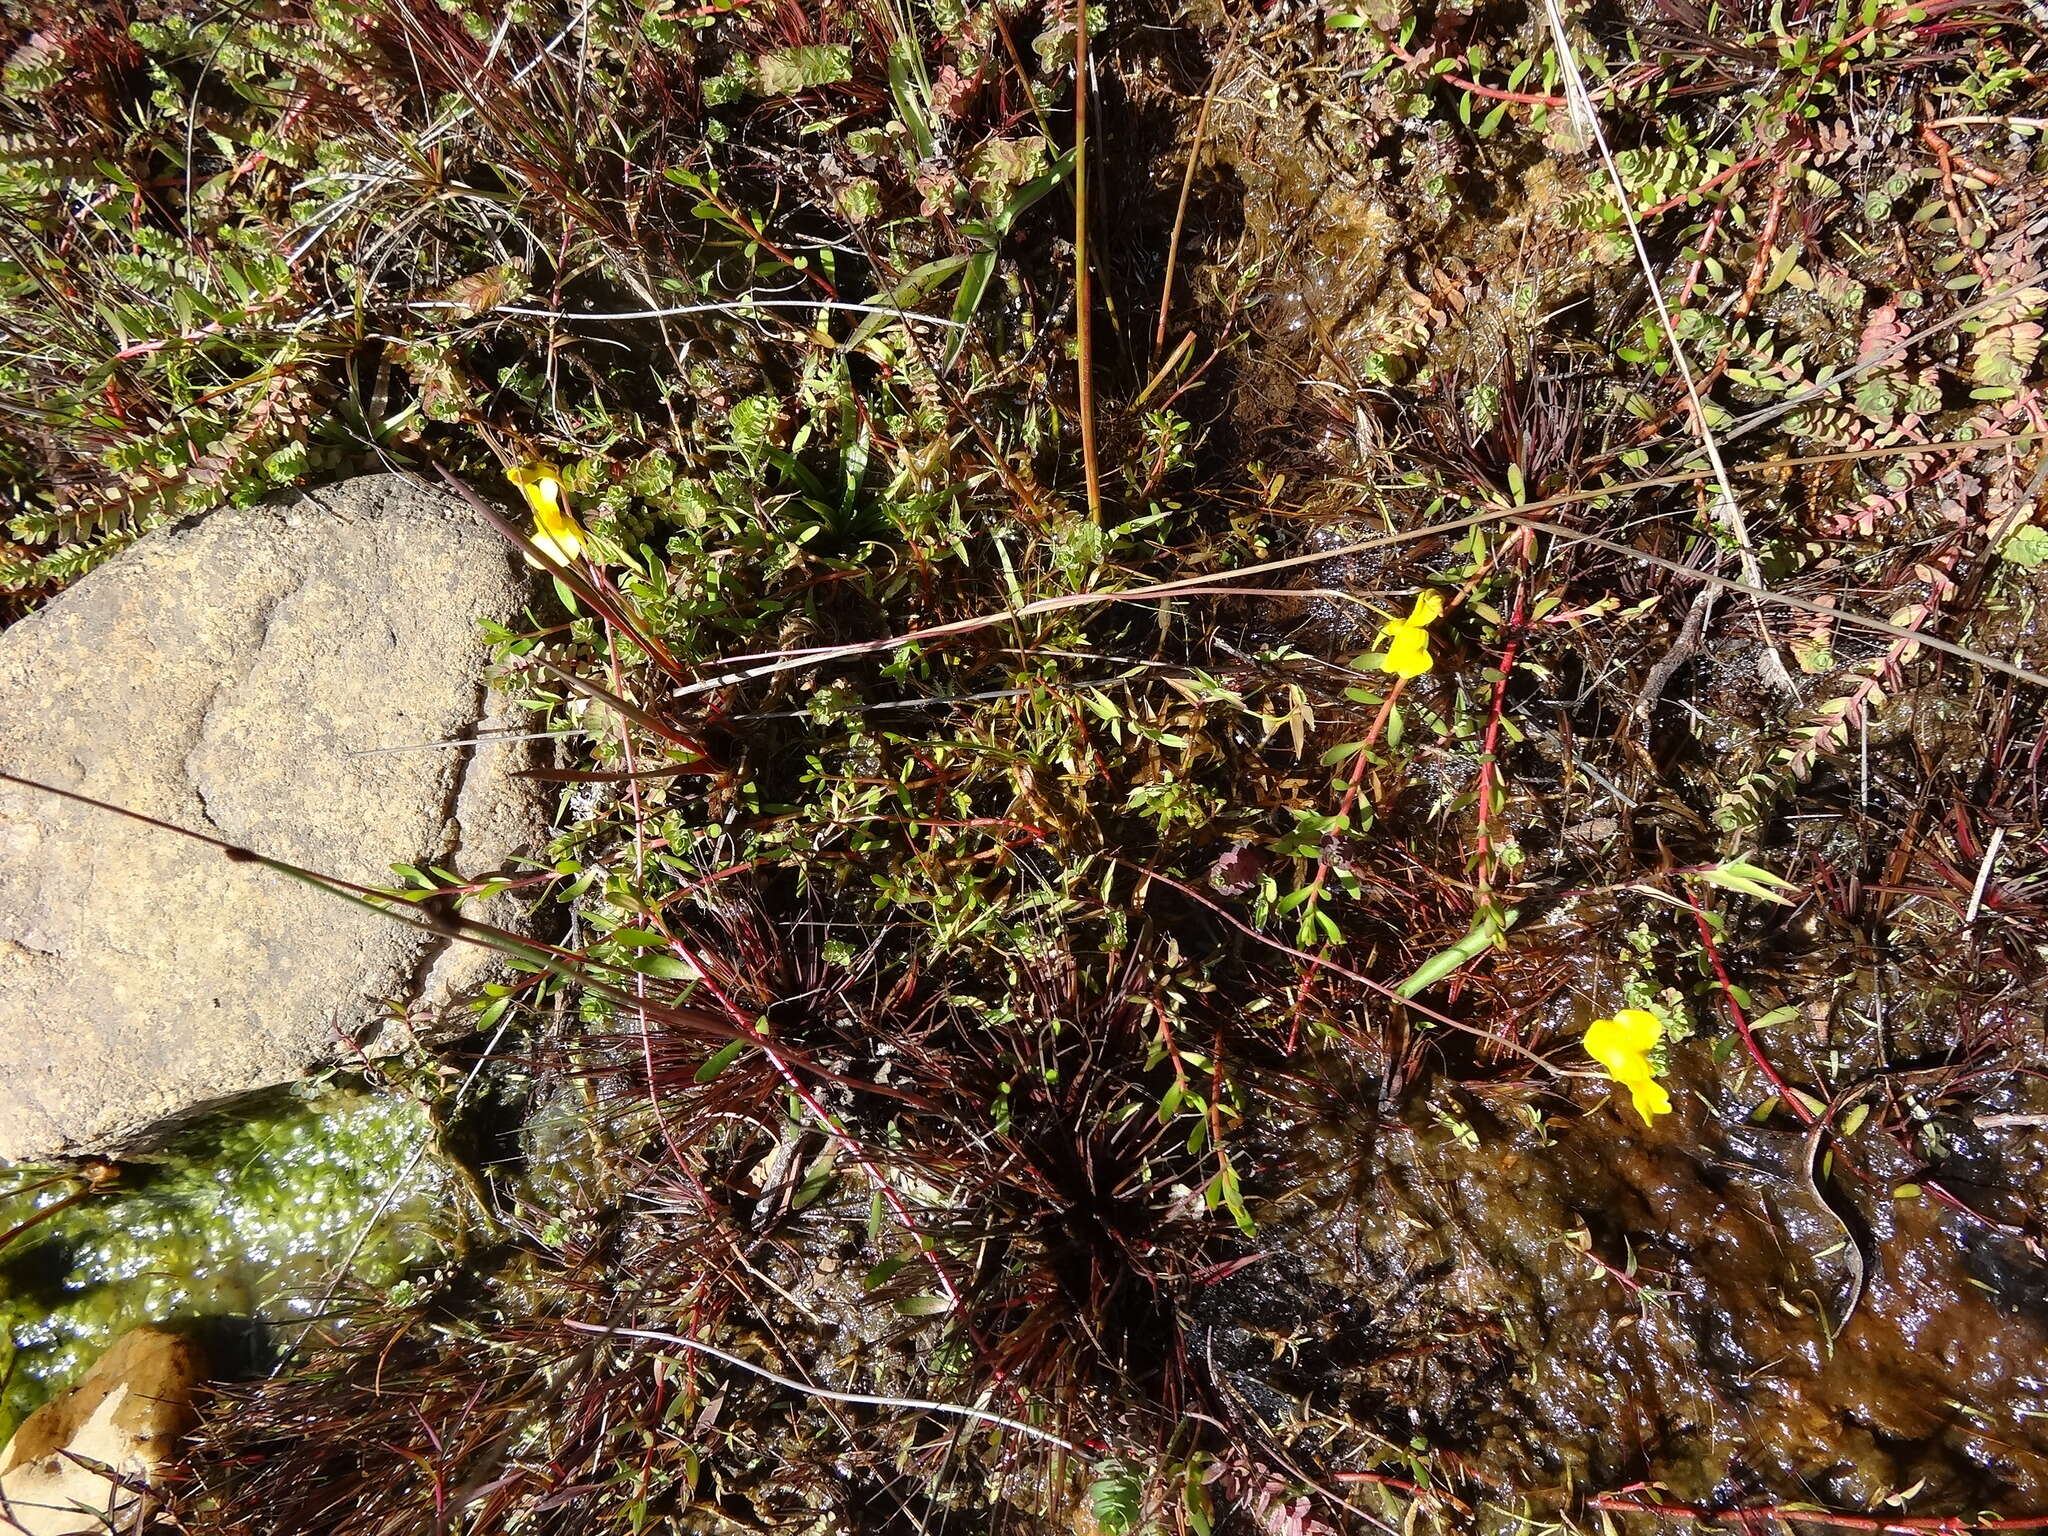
1591,1490 -> 2048,1533
1684,891 -> 1810,1121
1640,154 -> 1769,219
1473,578 -> 1529,890
1381,37 -> 1566,106
1332,1468 -> 1471,1513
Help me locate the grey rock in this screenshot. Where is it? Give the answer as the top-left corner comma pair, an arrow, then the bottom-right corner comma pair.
0,475 -> 552,1161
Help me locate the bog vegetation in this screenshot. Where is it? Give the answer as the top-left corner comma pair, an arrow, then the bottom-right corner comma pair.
7,0 -> 2048,1530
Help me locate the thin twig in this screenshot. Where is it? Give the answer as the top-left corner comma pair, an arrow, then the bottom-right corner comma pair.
348,728 -> 590,755
1154,6 -> 1244,353
1539,0 -> 1797,696
1965,825 -> 2007,924
1589,1489 -> 2048,1532
1925,115 -> 2048,130
407,299 -> 966,328
661,480 -> 2048,707
561,1321 -> 1078,1449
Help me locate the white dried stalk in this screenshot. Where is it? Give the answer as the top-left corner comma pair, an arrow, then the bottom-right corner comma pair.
1538,0 -> 1800,698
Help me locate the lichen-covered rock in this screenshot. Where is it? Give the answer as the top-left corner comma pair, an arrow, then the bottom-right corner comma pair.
0,1325 -> 202,1535
0,476 -> 553,1161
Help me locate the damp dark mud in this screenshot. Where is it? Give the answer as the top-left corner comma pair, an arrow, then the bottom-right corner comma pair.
1203,1041 -> 2048,1526
1188,14 -> 1612,473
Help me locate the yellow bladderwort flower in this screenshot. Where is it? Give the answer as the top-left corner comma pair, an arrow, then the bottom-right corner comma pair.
1583,1007 -> 1673,1126
1376,589 -> 1445,679
506,460 -> 585,566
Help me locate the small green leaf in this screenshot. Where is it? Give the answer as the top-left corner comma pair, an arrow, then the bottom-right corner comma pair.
623,953 -> 699,980
863,1256 -> 909,1290
609,928 -> 673,949
694,1039 -> 746,1083
1396,907 -> 1519,997
2000,524 -> 2048,569
843,255 -> 972,351
789,1147 -> 838,1211
1692,857 -> 1802,906
1087,1462 -> 1143,1536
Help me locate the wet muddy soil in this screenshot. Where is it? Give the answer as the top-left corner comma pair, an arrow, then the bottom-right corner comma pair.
1207,1042 -> 2048,1525
1189,16 -> 1610,470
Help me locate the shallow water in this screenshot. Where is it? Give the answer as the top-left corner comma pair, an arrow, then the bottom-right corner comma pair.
0,1081 -> 453,1438
1200,1027 -> 2048,1526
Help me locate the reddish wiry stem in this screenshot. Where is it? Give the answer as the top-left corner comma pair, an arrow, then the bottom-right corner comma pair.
1640,153 -> 1768,219
1684,891 -> 1809,1121
1732,171 -> 1790,319
1590,1489 -> 2048,1533
1332,1468 -> 1471,1514
1073,0 -> 1101,524
1921,121 -> 1999,285
1284,681 -> 1402,1049
1573,1237 -> 1645,1294
1472,576 -> 1529,892
1381,36 -> 1566,105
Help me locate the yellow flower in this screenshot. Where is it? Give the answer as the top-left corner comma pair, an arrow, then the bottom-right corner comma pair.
1583,1007 -> 1673,1126
1376,589 -> 1445,679
507,460 -> 585,566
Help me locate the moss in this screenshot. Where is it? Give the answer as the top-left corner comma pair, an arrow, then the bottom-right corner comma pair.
0,1084 -> 451,1439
